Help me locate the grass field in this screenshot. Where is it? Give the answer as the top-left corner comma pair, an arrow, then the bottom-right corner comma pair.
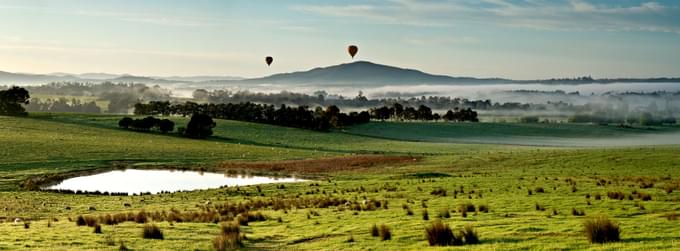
1,113 -> 679,250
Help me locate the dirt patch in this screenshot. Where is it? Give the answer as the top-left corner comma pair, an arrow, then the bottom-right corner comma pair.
218,155 -> 420,174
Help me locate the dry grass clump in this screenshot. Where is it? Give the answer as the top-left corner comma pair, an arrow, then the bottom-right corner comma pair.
370,224 -> 379,237
142,224 -> 164,240
607,191 -> 626,200
430,188 -> 447,196
425,221 -> 479,246
664,212 -> 678,221
477,204 -> 489,213
425,220 -> 462,246
572,208 -> 585,216
93,224 -> 102,234
76,215 -> 98,227
461,225 -> 480,244
213,222 -> 243,251
583,215 -> 620,244
379,224 -> 391,241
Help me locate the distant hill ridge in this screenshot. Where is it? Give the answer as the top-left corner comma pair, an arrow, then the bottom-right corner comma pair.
1,61 -> 679,85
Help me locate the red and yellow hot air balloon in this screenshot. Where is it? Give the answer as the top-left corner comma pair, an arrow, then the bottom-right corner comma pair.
347,45 -> 358,59
265,56 -> 273,66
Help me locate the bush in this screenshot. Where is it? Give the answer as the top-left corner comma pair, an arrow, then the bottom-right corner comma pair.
379,224 -> 391,241
583,216 -> 620,243
425,220 -> 462,246
142,224 -> 164,240
118,117 -> 133,128
422,209 -> 429,220
461,225 -> 479,244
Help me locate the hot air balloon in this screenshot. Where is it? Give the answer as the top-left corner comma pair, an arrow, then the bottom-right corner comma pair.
347,45 -> 358,59
265,56 -> 273,66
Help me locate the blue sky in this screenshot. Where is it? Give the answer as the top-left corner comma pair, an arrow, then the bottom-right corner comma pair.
0,0 -> 679,79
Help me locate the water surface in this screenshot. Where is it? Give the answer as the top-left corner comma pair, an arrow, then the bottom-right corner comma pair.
44,169 -> 305,195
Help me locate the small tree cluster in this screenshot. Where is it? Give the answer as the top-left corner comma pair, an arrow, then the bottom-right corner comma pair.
118,116 -> 175,133
0,86 -> 30,116
369,103 -> 478,122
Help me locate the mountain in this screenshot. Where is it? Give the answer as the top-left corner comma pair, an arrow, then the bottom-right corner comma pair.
160,76 -> 244,82
0,71 -> 82,84
0,72 -> 242,85
236,61 -> 505,86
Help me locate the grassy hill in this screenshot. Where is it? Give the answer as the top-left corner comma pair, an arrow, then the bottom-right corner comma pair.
1,113 -> 679,250
346,121 -> 680,146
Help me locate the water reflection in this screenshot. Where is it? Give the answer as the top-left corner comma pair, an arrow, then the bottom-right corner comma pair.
44,169 -> 305,195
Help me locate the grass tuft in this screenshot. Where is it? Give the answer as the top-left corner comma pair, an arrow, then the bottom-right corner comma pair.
583,215 -> 620,244
142,224 -> 164,240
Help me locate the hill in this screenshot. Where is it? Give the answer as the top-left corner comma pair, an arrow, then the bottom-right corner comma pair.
238,61 -> 504,86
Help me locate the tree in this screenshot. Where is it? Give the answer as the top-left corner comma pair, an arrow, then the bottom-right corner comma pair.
184,114 -> 216,139
118,117 -> 133,128
158,119 -> 175,133
192,89 -> 209,100
0,87 -> 30,116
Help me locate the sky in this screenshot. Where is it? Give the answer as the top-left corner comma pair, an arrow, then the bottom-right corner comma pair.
0,0 -> 679,79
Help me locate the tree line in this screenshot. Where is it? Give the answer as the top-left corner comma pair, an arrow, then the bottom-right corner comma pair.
25,98 -> 101,113
369,103 -> 478,122
133,101 -> 370,131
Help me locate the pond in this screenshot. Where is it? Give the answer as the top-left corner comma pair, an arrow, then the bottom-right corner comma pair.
43,169 -> 306,195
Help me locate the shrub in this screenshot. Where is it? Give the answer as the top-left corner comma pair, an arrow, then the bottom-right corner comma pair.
665,212 -> 678,221
583,216 -> 620,243
535,187 -> 545,193
461,224 -> 480,244
118,117 -> 133,128
379,224 -> 391,241
142,224 -> 164,240
425,220 -> 462,246
422,209 -> 429,220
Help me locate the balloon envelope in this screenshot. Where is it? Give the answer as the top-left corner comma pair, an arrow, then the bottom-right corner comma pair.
347,45 -> 358,58
265,56 -> 273,66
